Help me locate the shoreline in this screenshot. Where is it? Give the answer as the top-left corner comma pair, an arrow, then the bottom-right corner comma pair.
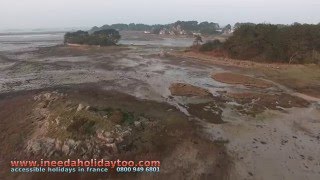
169,50 -> 319,69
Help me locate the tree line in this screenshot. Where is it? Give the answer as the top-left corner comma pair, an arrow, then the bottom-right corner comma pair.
199,23 -> 320,64
90,21 -> 224,35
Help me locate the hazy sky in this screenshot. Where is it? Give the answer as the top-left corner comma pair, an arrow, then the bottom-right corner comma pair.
0,0 -> 319,30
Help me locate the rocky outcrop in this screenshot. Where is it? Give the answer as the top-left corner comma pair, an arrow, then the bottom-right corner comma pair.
25,92 -> 151,160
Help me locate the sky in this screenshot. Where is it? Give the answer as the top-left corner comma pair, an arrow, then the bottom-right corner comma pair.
0,0 -> 319,30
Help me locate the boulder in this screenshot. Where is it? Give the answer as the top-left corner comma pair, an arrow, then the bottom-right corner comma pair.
54,139 -> 62,151
121,130 -> 131,137
55,116 -> 61,125
77,104 -> 85,112
106,143 -> 118,153
62,144 -> 70,155
134,121 -> 142,130
115,137 -> 124,144
43,93 -> 52,100
27,141 -> 41,155
85,106 -> 91,111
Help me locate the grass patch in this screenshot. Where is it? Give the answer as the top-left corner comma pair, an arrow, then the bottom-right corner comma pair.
122,111 -> 135,125
67,117 -> 96,138
88,106 -> 114,117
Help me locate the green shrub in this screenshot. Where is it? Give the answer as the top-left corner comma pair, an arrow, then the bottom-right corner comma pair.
67,117 -> 96,137
122,111 -> 135,125
223,23 -> 320,63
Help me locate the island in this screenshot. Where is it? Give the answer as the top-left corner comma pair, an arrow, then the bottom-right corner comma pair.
64,29 -> 121,46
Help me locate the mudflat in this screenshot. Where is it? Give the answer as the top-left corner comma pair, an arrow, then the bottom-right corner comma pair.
0,32 -> 319,180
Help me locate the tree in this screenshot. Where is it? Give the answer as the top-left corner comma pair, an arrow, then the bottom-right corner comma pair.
89,21 -> 222,35
233,22 -> 255,30
110,24 -> 129,31
222,24 -> 232,34
223,23 -> 320,63
64,30 -> 89,44
193,35 -> 203,46
64,29 -> 121,46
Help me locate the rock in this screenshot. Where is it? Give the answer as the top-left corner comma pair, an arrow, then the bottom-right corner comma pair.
32,138 -> 55,157
77,104 -> 85,112
62,144 -> 70,155
139,116 -> 149,122
55,139 -> 62,151
104,131 -> 112,137
97,131 -> 114,143
105,138 -> 115,143
27,141 -> 41,154
97,131 -> 105,139
43,93 -> 53,100
67,139 -> 79,150
43,138 -> 55,149
93,148 -> 101,157
34,95 -> 41,101
134,121 -> 142,129
39,101 -> 50,108
106,143 -> 118,153
86,141 -> 92,150
55,117 -> 61,125
67,139 -> 76,145
115,137 -> 124,144
61,139 -> 78,155
121,130 -> 131,137
138,117 -> 149,127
